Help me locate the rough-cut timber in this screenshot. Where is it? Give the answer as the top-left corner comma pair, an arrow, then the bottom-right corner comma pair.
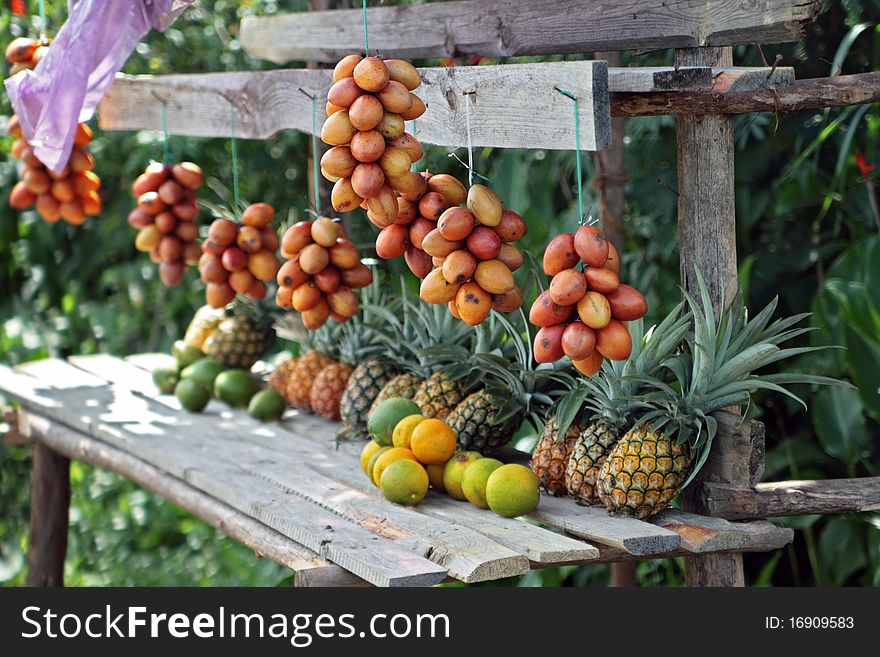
99,61 -> 611,151
240,0 -> 822,63
701,478 -> 880,520
613,72 -> 880,116
26,441 -> 70,587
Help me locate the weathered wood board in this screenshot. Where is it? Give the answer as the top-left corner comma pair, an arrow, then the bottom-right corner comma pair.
239,0 -> 822,63
99,61 -> 611,151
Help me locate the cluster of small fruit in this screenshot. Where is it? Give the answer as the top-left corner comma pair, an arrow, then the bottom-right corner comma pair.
418,184 -> 526,325
374,172 -> 467,279
321,54 -> 427,215
530,225 -> 648,375
129,162 -> 204,286
275,217 -> 373,329
362,397 -> 541,516
198,204 -> 281,308
152,342 -> 285,422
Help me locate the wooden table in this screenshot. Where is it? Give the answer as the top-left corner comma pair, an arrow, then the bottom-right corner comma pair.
0,354 -> 794,587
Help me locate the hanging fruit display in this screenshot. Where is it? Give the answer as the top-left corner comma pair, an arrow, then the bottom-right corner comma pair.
417,183 -> 526,326
320,54 -> 427,214
275,216 -> 373,330
198,203 -> 281,307
129,161 -> 204,287
373,172 -> 470,280
530,224 -> 647,374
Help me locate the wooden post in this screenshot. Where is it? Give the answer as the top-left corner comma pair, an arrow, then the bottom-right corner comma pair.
675,46 -> 745,587
27,442 -> 70,587
594,50 -> 635,589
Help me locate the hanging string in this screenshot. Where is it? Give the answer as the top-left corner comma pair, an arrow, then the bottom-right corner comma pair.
160,101 -> 170,165
229,99 -> 240,212
362,0 -> 369,57
463,91 -> 474,186
37,0 -> 47,43
555,87 -> 585,225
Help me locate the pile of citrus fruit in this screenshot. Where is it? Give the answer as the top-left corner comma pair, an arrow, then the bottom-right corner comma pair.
361,397 -> 540,517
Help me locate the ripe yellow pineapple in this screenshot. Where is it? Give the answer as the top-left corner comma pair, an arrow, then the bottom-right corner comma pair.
287,350 -> 335,411
530,416 -> 582,496
268,357 -> 299,395
310,363 -> 355,420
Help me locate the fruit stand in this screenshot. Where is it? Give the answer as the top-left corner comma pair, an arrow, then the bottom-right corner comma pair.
8,0 -> 880,588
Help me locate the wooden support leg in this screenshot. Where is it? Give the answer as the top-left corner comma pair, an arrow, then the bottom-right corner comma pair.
675,46 -> 745,588
294,565 -> 374,588
27,442 -> 71,587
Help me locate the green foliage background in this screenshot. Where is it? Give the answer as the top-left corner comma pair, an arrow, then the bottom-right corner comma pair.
1,0 -> 879,587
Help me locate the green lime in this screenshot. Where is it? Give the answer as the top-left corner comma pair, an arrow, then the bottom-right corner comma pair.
247,389 -> 286,421
175,379 -> 211,413
486,464 -> 541,518
380,459 -> 429,506
367,397 -> 421,446
172,340 -> 205,370
214,369 -> 260,407
366,446 -> 391,483
180,358 -> 224,390
152,367 -> 178,394
461,458 -> 504,509
442,451 -> 483,501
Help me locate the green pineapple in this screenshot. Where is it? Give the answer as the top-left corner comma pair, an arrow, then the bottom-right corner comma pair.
598,269 -> 843,519
201,298 -> 275,369
562,306 -> 691,504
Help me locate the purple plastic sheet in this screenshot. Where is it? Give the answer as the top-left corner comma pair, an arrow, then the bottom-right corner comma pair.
5,0 -> 192,173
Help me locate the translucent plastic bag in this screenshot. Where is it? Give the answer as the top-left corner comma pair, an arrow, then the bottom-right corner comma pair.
5,0 -> 192,173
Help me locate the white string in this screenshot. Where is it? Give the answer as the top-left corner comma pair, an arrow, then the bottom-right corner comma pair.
463,91 -> 474,186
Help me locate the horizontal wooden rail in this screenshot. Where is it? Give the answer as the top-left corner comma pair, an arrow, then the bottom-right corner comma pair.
612,72 -> 880,116
99,61 -> 611,150
700,478 -> 880,520
240,0 -> 821,63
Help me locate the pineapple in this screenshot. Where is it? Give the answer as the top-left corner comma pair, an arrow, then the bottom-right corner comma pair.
597,269 -> 841,519
197,299 -> 275,369
339,358 -> 399,437
530,417 -> 583,496
268,356 -> 299,395
413,371 -> 466,420
564,306 -> 690,504
369,373 -> 422,412
287,349 -> 334,411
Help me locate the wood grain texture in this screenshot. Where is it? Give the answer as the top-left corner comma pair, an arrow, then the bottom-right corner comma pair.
26,441 -> 69,587
612,72 -> 880,116
239,0 -> 822,63
99,61 -> 610,151
701,478 -> 880,520
19,411 -> 332,574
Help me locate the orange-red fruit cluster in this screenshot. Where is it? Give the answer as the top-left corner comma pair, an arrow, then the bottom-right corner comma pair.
418,184 -> 526,326
276,217 -> 373,330
530,225 -> 648,375
321,54 -> 427,214
6,38 -> 101,225
130,162 -> 204,287
198,204 -> 281,307
374,171 -> 471,280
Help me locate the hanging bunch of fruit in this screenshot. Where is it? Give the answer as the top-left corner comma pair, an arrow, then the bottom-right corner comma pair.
128,162 -> 204,286
320,54 -> 426,217
275,216 -> 373,330
530,224 -> 648,374
374,172 -> 469,279
198,203 -> 281,307
418,183 -> 527,325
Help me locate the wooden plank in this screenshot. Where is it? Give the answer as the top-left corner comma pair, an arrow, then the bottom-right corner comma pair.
99,61 -> 610,151
612,72 -> 880,117
18,410 -> 333,574
527,495 -> 681,556
712,66 -> 794,93
609,66 -> 712,92
1,363 -> 448,587
701,478 -> 880,520
239,0 -> 822,63
295,566 -> 374,588
26,441 -> 69,587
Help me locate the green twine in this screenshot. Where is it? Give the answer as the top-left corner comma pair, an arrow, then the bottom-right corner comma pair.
556,87 -> 585,225
362,0 -> 369,56
37,0 -> 47,42
160,102 -> 170,165
229,99 -> 240,212
310,94 -> 321,216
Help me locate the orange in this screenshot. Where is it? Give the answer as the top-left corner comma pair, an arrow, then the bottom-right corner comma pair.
392,414 -> 426,449
410,418 -> 457,465
371,447 -> 417,487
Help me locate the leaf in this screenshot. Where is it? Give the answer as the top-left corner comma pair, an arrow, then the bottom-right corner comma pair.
842,324 -> 880,421
812,385 -> 870,465
819,518 -> 866,586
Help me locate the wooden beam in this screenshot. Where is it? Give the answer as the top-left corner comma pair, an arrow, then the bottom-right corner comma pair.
26,441 -> 70,587
18,410 -> 335,575
239,0 -> 822,64
613,72 -> 880,116
99,61 -> 611,151
700,478 -> 880,520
